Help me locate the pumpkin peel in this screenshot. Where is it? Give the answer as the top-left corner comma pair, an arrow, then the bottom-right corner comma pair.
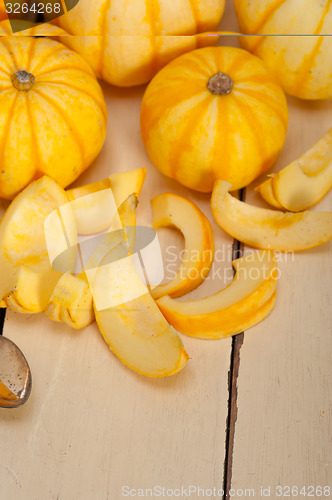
211,180 -> 332,251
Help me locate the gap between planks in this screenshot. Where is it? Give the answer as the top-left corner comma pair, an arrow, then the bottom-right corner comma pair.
223,189 -> 246,500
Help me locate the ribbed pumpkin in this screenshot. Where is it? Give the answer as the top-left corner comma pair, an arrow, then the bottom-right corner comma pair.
55,0 -> 225,87
234,0 -> 332,100
141,46 -> 288,193
0,21 -> 107,200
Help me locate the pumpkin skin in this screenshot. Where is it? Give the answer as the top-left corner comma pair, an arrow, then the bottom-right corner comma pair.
55,0 -> 225,87
0,21 -> 107,200
234,0 -> 332,100
140,46 -> 288,193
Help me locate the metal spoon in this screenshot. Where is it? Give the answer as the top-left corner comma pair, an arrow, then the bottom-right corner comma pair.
0,336 -> 32,408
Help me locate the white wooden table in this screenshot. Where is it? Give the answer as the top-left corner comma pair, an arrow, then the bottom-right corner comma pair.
0,2 -> 331,499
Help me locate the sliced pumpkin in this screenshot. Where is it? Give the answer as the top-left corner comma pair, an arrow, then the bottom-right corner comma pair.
93,246 -> 189,377
256,128 -> 332,212
0,177 -> 76,313
44,273 -> 93,330
211,181 -> 332,251
150,193 -> 214,299
67,168 -> 146,207
156,251 -> 277,339
45,193 -> 138,329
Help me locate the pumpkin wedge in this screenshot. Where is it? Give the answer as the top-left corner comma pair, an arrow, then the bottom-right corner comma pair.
255,177 -> 283,210
67,168 -> 146,207
156,251 -> 277,340
54,0 -> 225,87
0,176 -> 77,313
211,181 -> 332,251
141,46 -> 288,192
68,189 -> 120,236
93,246 -> 189,377
150,193 -> 214,299
0,1 -> 31,22
45,193 -> 138,330
256,128 -> 332,212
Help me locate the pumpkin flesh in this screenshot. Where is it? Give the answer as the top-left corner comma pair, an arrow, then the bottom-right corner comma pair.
141,46 -> 288,192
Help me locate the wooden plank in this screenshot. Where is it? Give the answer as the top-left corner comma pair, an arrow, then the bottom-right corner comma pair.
0,71 -> 233,499
231,99 -> 332,495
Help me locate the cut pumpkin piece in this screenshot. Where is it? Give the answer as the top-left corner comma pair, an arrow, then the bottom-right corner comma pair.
4,266 -> 67,314
45,194 -> 138,329
67,168 -> 146,207
255,176 -> 283,209
211,181 -> 332,251
93,245 -> 189,377
45,273 -> 93,329
150,193 -> 214,299
67,189 -> 120,236
0,177 -> 77,313
256,128 -> 332,212
156,251 -> 277,340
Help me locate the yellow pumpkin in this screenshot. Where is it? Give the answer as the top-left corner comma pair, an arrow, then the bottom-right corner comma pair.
0,20 -> 107,200
141,46 -> 288,193
54,0 -> 225,87
234,0 -> 332,100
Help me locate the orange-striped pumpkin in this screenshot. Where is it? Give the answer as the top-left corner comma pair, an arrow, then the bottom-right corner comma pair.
0,21 -> 107,199
141,46 -> 288,192
55,0 -> 225,87
234,0 -> 332,100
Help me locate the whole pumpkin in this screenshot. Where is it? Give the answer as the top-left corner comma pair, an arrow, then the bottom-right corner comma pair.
0,21 -> 107,200
234,0 -> 332,100
0,1 -> 6,20
0,0 -> 28,21
55,0 -> 225,87
141,46 -> 288,193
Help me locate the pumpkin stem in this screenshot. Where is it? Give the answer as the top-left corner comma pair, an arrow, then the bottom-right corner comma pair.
12,70 -> 36,92
208,73 -> 233,95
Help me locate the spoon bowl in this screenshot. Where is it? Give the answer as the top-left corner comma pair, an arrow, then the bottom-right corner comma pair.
0,336 -> 32,409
